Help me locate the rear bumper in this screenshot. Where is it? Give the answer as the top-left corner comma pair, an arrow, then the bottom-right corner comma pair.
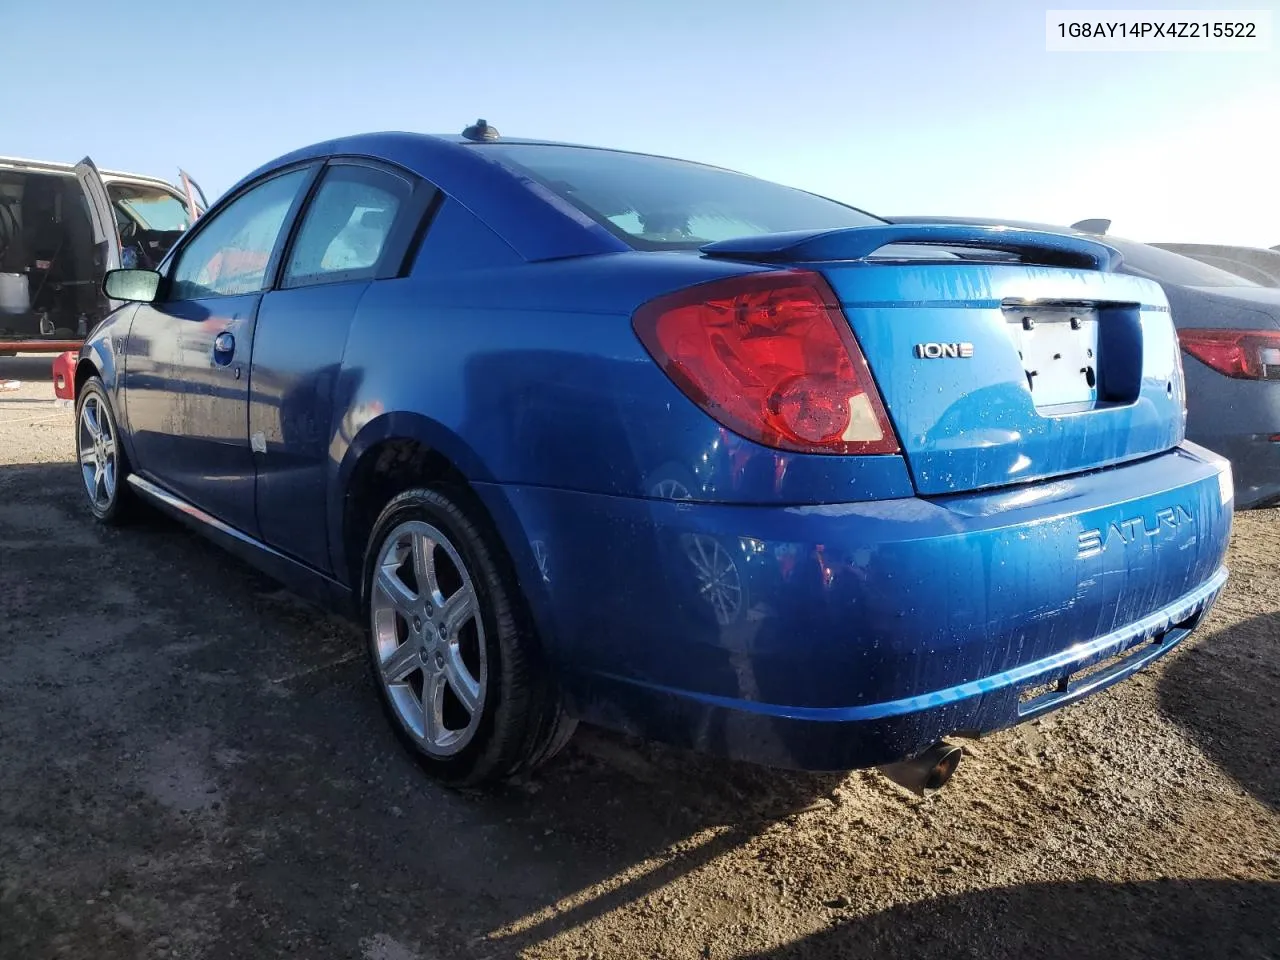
567,566 -> 1225,770
476,441 -> 1234,770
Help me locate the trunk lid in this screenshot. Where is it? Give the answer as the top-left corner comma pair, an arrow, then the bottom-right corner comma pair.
703,224 -> 1185,496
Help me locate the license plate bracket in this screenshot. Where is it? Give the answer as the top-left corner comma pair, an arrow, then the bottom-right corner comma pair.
1007,305 -> 1100,408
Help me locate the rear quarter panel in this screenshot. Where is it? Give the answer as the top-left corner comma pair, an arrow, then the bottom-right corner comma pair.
328,252 -> 919,510
326,247 -> 922,595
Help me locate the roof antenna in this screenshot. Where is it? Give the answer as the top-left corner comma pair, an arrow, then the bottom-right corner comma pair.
462,118 -> 500,142
1070,218 -> 1111,235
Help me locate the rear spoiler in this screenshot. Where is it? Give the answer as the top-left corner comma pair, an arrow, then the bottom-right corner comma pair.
701,224 -> 1122,272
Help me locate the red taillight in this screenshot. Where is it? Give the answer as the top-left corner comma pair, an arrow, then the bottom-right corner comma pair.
1179,328 -> 1280,380
632,270 -> 900,455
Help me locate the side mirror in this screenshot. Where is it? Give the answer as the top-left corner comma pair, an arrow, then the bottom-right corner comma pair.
104,268 -> 161,303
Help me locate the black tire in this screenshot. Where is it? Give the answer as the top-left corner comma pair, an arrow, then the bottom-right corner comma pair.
75,377 -> 137,525
361,487 -> 575,785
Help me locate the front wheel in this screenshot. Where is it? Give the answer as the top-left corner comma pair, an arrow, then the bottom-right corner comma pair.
75,377 -> 136,524
362,487 -> 575,785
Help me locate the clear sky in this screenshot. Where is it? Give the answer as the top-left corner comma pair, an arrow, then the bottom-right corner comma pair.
4,0 -> 1277,246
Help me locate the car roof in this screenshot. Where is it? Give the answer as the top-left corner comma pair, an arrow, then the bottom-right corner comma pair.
1153,242 -> 1280,263
228,131 -> 755,263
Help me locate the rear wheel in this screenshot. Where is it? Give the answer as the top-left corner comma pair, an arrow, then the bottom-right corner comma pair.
362,487 -> 575,785
76,377 -> 135,524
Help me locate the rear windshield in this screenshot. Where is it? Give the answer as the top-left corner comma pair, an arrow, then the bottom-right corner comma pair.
1101,236 -> 1259,288
479,143 -> 883,250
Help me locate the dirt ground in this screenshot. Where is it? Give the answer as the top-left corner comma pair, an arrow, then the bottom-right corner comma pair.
1,353 -> 1278,960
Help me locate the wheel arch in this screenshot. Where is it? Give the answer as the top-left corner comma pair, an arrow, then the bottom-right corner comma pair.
73,302 -> 139,399
334,410 -> 575,778
73,340 -> 138,467
333,415 -> 560,665
73,357 -> 101,399
334,412 -> 514,593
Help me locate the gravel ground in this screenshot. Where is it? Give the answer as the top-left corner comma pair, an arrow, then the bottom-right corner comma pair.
2,354 -> 1278,960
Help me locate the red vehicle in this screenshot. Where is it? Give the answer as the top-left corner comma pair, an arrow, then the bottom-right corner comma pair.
0,154 -> 203,393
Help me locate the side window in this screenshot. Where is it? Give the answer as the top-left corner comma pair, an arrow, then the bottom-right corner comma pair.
169,168 -> 310,300
282,165 -> 411,288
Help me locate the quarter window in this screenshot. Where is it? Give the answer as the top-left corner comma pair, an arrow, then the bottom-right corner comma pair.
282,165 -> 410,288
169,168 -> 310,300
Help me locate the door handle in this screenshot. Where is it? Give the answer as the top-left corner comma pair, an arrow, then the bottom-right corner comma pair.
213,331 -> 235,354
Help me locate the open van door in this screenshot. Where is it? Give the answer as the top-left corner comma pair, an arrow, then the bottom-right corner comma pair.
179,168 -> 208,222
74,156 -> 122,310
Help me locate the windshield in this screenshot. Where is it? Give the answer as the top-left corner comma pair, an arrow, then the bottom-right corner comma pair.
1101,236 -> 1259,288
107,182 -> 192,232
481,143 -> 883,250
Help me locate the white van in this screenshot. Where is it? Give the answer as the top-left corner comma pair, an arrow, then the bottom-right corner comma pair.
0,156 -> 204,354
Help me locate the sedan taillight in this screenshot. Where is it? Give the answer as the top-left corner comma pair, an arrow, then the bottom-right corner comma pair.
1179,328 -> 1280,380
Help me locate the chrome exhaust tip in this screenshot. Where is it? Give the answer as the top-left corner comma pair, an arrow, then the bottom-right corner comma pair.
877,741 -> 963,796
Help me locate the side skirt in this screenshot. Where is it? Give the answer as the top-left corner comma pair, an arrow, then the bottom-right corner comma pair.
127,474 -> 356,617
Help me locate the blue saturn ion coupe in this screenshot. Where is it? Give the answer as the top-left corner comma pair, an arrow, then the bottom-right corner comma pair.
71,122 -> 1233,791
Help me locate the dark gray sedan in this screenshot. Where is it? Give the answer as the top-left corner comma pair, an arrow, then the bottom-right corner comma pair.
1151,243 -> 1280,287
888,216 -> 1280,508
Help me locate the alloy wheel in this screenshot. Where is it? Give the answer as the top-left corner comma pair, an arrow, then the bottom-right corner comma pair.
369,520 -> 488,755
78,394 -> 118,510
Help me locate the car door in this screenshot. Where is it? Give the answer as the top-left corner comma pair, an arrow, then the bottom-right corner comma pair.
250,159 -> 431,572
74,157 -> 123,313
124,164 -> 318,534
